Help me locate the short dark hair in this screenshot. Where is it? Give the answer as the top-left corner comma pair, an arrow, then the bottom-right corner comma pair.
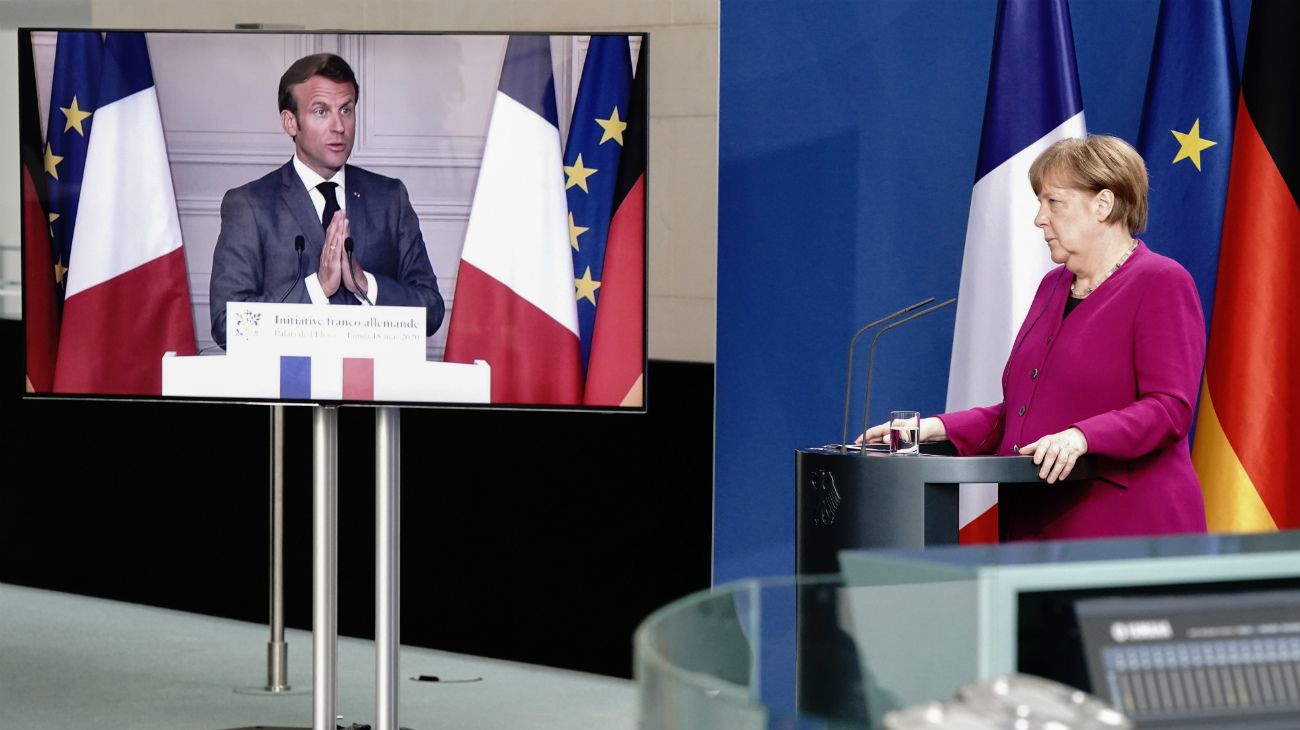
278,54 -> 359,115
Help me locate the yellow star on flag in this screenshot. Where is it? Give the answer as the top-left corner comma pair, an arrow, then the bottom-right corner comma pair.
54,259 -> 68,284
595,107 -> 627,146
44,144 -> 64,180
568,213 -> 589,251
575,266 -> 601,305
564,154 -> 597,192
61,96 -> 93,136
1171,118 -> 1217,171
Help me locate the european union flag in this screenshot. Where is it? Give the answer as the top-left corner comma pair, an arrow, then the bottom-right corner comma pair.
1137,0 -> 1238,334
563,36 -> 632,373
44,31 -> 104,297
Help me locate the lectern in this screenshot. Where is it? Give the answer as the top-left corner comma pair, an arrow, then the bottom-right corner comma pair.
793,443 -> 1098,721
795,443 -> 1096,574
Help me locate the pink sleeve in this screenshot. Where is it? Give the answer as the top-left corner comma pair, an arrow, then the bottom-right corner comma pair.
1073,265 -> 1206,458
938,403 -> 1005,456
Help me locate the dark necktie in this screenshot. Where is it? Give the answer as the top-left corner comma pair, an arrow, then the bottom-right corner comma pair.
317,181 -> 339,230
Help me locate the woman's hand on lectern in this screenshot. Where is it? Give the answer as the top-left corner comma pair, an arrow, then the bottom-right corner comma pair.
856,416 -> 947,445
1019,427 -> 1088,483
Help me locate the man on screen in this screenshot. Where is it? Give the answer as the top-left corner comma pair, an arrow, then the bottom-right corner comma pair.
209,53 -> 444,349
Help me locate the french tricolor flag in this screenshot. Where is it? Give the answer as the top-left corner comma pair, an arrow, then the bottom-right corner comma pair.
278,356 -> 375,401
53,33 -> 196,395
946,0 -> 1086,543
445,35 -> 583,405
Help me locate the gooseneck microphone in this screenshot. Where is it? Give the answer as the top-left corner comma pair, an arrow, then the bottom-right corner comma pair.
839,297 -> 936,452
276,235 -> 307,303
859,297 -> 958,452
343,236 -> 374,306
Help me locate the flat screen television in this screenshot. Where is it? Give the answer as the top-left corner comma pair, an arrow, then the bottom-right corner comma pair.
19,29 -> 648,411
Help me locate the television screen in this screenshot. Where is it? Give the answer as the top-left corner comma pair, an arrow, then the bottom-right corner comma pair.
19,29 -> 647,410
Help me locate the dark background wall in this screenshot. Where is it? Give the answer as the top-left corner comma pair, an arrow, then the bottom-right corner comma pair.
714,0 -> 1253,584
1,319 -> 713,679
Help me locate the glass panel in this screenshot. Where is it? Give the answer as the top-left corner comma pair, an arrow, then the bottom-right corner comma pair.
635,576 -> 980,729
638,533 -> 1300,729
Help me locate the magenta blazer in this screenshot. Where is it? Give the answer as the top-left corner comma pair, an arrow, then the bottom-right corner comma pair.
938,242 -> 1208,541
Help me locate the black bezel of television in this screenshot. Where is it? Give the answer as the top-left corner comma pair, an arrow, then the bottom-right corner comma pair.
19,28 -> 648,412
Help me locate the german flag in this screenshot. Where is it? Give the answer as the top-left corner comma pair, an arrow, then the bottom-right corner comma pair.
582,49 -> 646,408
1194,0 -> 1300,531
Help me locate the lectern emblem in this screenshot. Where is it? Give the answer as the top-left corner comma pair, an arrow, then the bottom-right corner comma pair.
809,469 -> 841,526
232,309 -> 262,340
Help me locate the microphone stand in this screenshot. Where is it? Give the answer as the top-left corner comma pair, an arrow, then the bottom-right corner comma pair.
859,297 -> 957,452
839,298 -> 935,452
276,235 -> 306,303
344,237 -> 374,306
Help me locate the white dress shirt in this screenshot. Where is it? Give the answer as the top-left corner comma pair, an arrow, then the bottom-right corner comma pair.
293,155 -> 377,305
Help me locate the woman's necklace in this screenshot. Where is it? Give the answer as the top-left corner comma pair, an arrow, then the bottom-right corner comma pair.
1071,241 -> 1138,298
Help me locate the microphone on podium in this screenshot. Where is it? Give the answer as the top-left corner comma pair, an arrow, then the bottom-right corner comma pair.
857,297 -> 957,451
344,237 -> 374,306
838,297 -> 935,452
276,235 -> 307,303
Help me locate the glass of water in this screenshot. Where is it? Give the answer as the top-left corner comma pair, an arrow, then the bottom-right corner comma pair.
889,410 -> 920,455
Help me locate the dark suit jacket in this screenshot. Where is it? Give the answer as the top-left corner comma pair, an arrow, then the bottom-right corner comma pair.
209,160 -> 444,348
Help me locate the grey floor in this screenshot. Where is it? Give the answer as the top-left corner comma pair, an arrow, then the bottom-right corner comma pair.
0,584 -> 636,730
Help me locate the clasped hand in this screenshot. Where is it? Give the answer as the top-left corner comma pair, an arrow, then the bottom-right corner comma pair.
1019,427 -> 1088,483
317,212 -> 367,299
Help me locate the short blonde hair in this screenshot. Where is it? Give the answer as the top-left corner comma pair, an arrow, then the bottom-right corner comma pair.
1028,135 -> 1149,234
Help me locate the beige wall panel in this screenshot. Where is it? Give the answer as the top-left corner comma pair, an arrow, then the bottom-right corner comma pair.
671,0 -> 720,25
355,33 -> 502,162
650,115 -> 717,300
148,33 -> 315,161
89,0 -> 699,31
651,294 -> 714,362
176,207 -> 219,350
502,0 -> 674,30
358,2 -> 511,31
647,24 -> 717,118
0,0 -> 90,28
91,2 -> 359,29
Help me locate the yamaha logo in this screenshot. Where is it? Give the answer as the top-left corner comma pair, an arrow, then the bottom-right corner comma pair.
809,470 -> 841,527
1110,619 -> 1173,643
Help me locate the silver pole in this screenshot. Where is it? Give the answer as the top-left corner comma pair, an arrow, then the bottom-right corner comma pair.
313,406 -> 338,730
375,406 -> 400,730
267,405 -> 290,692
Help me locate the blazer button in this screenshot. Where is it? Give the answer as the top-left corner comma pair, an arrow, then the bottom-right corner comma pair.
1017,405 -> 1026,416
1031,368 -> 1039,379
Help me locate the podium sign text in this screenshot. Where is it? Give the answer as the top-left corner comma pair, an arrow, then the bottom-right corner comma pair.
226,302 -> 426,360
